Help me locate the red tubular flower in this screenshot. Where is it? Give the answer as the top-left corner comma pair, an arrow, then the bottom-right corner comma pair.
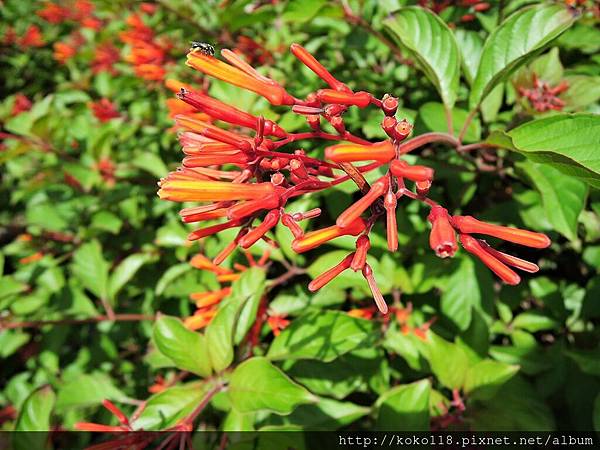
292,218 -> 366,253
336,176 -> 389,228
37,2 -> 70,23
362,264 -> 388,314
382,95 -> 399,116
92,43 -> 120,74
178,88 -> 287,138
460,234 -> 521,285
351,235 -> 370,271
384,189 -> 398,251
90,99 -> 120,122
325,140 -> 395,163
12,94 -> 32,116
267,314 -> 290,336
186,51 -> 294,106
308,253 -> 354,291
101,400 -> 129,427
390,160 -> 434,183
188,219 -> 242,241
282,213 -> 303,238
19,25 -> 44,48
428,206 -> 458,258
478,240 -> 539,273
316,89 -> 372,108
175,115 -> 254,151
238,209 -> 281,248
227,194 -> 281,220
158,179 -> 275,202
53,42 -> 78,64
290,43 -> 350,92
451,215 -> 551,249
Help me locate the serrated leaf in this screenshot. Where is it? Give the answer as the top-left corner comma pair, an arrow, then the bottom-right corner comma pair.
375,379 -> 430,431
228,357 -> 316,414
385,6 -> 460,108
469,5 -> 575,109
267,310 -> 378,362
153,315 -> 212,377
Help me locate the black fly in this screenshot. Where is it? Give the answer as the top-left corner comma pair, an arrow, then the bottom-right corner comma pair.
190,42 -> 215,56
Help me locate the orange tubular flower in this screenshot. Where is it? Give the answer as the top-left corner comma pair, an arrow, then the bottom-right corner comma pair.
292,218 -> 367,253
53,42 -> 77,64
390,160 -> 434,183
267,314 -> 290,336
308,253 -> 354,291
238,209 -> 281,248
316,89 -> 372,108
290,43 -> 349,92
158,179 -> 275,202
92,43 -> 120,74
336,176 -> 389,228
190,253 -> 232,275
460,234 -> 521,285
451,215 -> 551,249
325,140 -> 395,163
362,263 -> 388,314
186,51 -> 295,106
351,235 -> 370,271
428,206 -> 458,258
190,287 -> 232,308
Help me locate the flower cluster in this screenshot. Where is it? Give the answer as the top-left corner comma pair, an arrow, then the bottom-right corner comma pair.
119,10 -> 173,81
37,0 -> 102,30
158,43 -> 551,314
518,74 -> 569,112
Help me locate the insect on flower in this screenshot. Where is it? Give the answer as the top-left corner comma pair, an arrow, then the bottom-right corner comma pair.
190,41 -> 215,56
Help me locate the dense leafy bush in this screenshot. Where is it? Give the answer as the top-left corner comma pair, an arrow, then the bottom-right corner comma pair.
1,0 -> 600,444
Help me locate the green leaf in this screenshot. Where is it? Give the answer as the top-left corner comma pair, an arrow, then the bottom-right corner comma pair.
71,240 -> 110,300
282,0 -> 326,22
594,394 -> 600,432
418,102 -> 481,143
133,153 -> 168,178
15,385 -> 55,430
512,311 -> 560,332
385,6 -> 460,108
464,360 -> 519,401
375,379 -> 430,431
0,330 -> 30,358
454,29 -> 483,85
132,382 -> 210,430
424,333 -> 471,389
519,162 -> 587,241
469,4 -> 574,109
108,253 -> 150,301
441,256 -> 493,331
228,357 -> 316,414
562,75 -> 600,109
155,263 -> 192,295
565,349 -> 600,376
267,310 -> 378,362
529,47 -> 563,85
262,397 -> 370,430
153,315 -> 212,377
205,268 -> 266,372
56,372 -> 128,410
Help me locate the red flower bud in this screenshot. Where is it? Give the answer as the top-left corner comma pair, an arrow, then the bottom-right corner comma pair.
351,235 -> 370,271
362,263 -> 388,314
292,218 -> 366,253
451,216 -> 551,249
325,140 -> 395,163
382,95 -> 398,116
460,234 -> 521,285
282,213 -> 303,238
308,253 -> 354,291
290,43 -> 350,92
238,209 -> 281,248
428,206 -> 458,258
316,89 -> 372,108
336,176 -> 389,228
390,160 -> 435,183
384,189 -> 398,252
